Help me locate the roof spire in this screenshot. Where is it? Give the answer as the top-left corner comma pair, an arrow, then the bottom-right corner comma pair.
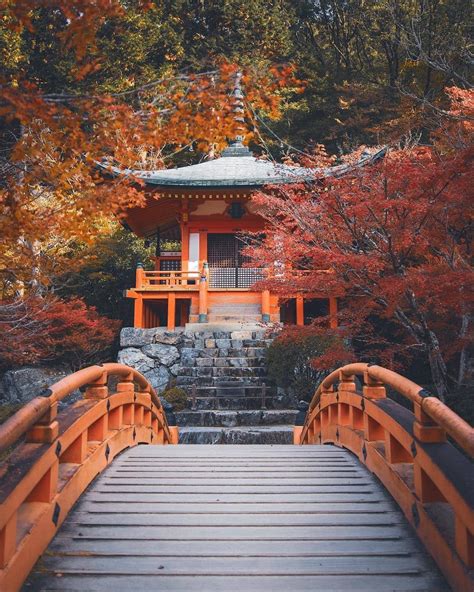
221,70 -> 252,158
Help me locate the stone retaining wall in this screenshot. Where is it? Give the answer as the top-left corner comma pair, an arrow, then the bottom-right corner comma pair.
117,327 -> 186,392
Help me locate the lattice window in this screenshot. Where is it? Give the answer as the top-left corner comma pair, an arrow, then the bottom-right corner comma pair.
238,267 -> 264,288
209,268 -> 237,288
208,234 -> 236,268
208,233 -> 263,288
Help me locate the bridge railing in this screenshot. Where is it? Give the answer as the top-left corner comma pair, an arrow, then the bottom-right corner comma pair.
0,362 -> 178,592
297,362 -> 474,592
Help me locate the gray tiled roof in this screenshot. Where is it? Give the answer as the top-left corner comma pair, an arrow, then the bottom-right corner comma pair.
102,156 -> 315,188
99,145 -> 386,189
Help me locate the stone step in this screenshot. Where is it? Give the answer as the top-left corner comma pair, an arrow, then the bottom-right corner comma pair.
186,393 -> 296,411
176,376 -> 267,386
179,367 -> 267,378
181,348 -> 267,362
190,385 -> 276,396
192,358 -> 265,368
202,357 -> 266,367
184,329 -> 274,340
178,425 -> 294,445
183,338 -> 272,350
175,409 -> 298,427
185,321 -> 269,332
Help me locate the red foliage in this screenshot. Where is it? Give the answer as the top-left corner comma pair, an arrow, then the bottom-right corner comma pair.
0,297 -> 120,371
247,89 -> 474,399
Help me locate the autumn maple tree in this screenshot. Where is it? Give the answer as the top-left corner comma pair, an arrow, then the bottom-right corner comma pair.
0,1 -> 301,366
249,87 -> 473,400
1,0 -> 300,284
0,296 -> 121,371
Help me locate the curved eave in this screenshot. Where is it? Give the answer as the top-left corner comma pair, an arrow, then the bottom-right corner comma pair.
98,147 -> 386,190
137,175 -> 315,188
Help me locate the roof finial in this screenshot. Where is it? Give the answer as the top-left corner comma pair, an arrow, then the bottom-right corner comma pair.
221,70 -> 252,158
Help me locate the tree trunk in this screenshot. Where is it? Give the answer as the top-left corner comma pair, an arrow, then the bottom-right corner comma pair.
457,313 -> 470,386
426,330 -> 448,401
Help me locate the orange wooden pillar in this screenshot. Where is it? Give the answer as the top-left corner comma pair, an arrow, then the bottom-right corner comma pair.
261,290 -> 270,323
134,264 -> 144,328
198,262 -> 208,323
199,231 -> 208,271
296,294 -> 304,326
329,297 -> 338,329
134,295 -> 143,328
181,223 -> 189,273
167,292 -> 176,330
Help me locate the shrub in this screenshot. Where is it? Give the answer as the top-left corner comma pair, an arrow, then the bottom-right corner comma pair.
266,326 -> 352,401
55,225 -> 154,326
162,386 -> 188,411
0,296 -> 120,371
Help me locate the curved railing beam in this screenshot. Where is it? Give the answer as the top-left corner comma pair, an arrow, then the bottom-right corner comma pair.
0,363 -> 166,454
0,363 -> 177,592
299,362 -> 474,592
307,363 -> 474,456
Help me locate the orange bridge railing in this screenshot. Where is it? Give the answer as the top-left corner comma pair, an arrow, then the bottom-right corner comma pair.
296,362 -> 474,592
0,363 -> 178,591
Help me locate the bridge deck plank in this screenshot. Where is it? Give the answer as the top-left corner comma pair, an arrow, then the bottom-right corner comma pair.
24,444 -> 448,592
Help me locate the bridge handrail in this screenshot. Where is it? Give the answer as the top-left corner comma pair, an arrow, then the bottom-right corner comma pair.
308,362 -> 474,457
300,362 -> 474,592
0,363 -> 165,454
0,362 -> 177,591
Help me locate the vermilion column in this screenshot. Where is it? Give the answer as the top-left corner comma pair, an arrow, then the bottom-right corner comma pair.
329,297 -> 338,328
261,290 -> 271,323
181,224 -> 189,273
167,292 -> 176,330
198,262 -> 208,323
134,295 -> 143,328
296,294 -> 304,326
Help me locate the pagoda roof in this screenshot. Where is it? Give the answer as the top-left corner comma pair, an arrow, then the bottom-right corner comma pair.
100,144 -> 386,190
100,143 -> 316,189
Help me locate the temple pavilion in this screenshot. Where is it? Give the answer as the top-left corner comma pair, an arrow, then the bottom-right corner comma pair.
104,78 -> 379,330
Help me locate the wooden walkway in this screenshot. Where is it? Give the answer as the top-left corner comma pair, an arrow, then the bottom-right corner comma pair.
25,445 -> 447,591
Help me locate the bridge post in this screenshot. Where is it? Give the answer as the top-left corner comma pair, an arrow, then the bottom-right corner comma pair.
117,372 -> 135,427
363,371 -> 386,399
338,371 -> 356,392
413,402 -> 446,443
361,372 -> 386,442
25,401 -> 59,443
319,384 -> 334,441
84,370 -> 108,399
117,372 -> 134,394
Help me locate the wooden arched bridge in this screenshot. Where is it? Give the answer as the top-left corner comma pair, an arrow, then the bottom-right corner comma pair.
0,362 -> 472,591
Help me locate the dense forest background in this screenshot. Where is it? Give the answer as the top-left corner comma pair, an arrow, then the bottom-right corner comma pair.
2,0 -> 471,155
0,1 -> 471,412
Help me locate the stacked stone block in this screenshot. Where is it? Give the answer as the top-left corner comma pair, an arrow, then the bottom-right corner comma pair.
117,326 -> 297,444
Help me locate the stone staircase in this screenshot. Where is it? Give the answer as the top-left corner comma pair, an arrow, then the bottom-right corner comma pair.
174,325 -> 297,444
